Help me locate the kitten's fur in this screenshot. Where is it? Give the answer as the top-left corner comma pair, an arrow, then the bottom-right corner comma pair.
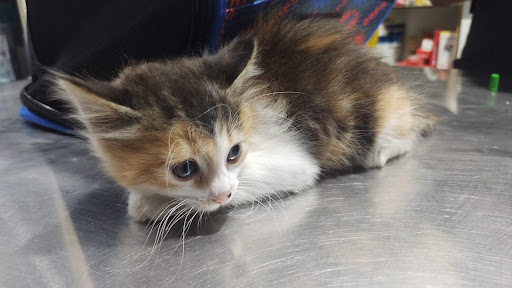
55,15 -> 435,221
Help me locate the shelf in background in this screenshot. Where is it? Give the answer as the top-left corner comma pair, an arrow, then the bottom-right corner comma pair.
392,5 -> 458,9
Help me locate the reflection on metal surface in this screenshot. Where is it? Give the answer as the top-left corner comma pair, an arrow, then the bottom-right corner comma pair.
487,91 -> 497,107
422,67 -> 439,82
52,170 -> 94,288
1,68 -> 512,287
421,68 -> 461,114
444,69 -> 461,114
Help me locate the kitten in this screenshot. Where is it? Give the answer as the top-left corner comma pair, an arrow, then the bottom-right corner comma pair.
55,15 -> 435,222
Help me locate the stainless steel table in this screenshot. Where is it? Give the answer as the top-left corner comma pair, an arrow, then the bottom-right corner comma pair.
1,68 -> 511,288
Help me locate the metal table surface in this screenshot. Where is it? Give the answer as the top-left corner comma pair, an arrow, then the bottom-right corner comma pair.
1,68 -> 511,288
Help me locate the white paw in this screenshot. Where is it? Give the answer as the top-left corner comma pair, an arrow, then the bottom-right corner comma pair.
366,148 -> 400,169
377,149 -> 390,168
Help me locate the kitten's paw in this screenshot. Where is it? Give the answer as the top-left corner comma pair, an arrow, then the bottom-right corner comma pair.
128,193 -> 173,222
366,142 -> 410,168
375,148 -> 398,168
365,149 -> 387,168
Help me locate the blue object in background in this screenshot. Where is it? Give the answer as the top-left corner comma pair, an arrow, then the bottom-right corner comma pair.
211,0 -> 395,49
18,106 -> 75,135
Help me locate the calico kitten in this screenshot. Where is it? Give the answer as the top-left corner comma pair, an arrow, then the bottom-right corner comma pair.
55,15 -> 435,222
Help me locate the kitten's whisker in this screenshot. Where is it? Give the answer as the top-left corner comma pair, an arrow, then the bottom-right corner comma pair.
229,195 -> 258,217
237,187 -> 273,215
238,176 -> 296,213
247,180 -> 288,216
263,196 -> 278,222
138,199 -> 184,258
197,205 -> 207,234
157,208 -> 189,245
230,193 -> 257,211
245,180 -> 286,214
150,204 -> 188,251
147,200 -> 186,237
142,199 -> 181,236
237,185 -> 276,218
150,206 -> 188,256
133,205 -> 189,270
149,206 -> 189,274
147,208 -> 189,268
168,206 -> 198,282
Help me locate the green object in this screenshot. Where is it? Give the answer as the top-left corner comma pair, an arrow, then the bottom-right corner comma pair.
489,73 -> 500,92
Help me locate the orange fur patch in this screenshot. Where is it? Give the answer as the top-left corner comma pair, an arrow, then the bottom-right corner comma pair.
95,121 -> 218,192
238,106 -> 254,140
374,86 -> 413,138
94,109 -> 255,193
299,34 -> 341,52
96,133 -> 172,190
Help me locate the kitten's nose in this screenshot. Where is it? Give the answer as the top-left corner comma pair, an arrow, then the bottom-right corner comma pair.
213,192 -> 232,204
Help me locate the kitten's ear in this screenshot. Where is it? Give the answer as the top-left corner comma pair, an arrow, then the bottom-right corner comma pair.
54,74 -> 141,136
206,36 -> 256,86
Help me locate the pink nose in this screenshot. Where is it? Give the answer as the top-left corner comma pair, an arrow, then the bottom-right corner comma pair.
213,192 -> 232,204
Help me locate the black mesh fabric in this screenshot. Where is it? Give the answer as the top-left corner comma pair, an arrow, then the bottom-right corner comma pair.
22,0 -> 211,127
26,0 -> 209,79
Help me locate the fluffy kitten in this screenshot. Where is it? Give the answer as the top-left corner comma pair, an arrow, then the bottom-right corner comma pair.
55,15 -> 435,221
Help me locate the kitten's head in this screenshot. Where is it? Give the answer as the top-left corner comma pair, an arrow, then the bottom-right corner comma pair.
55,37 -> 256,212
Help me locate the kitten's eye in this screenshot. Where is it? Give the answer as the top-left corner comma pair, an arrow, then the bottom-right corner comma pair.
227,144 -> 241,162
172,160 -> 198,179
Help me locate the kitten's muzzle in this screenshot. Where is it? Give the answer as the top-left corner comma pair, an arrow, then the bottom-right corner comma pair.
213,192 -> 232,204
